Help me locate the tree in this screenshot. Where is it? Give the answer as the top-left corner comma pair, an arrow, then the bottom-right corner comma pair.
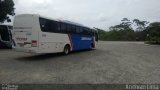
109,18 -> 133,31
145,22 -> 160,44
93,27 -> 107,40
98,18 -> 150,41
121,18 -> 132,26
107,18 -> 135,41
132,19 -> 149,41
0,0 -> 15,23
133,19 -> 149,31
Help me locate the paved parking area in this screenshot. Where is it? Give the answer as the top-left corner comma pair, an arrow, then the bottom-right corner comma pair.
0,41 -> 160,84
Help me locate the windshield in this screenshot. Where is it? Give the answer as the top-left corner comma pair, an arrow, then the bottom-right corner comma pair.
0,26 -> 10,41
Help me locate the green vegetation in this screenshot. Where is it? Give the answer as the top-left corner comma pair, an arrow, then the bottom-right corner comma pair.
0,0 -> 15,23
96,18 -> 160,45
145,22 -> 160,45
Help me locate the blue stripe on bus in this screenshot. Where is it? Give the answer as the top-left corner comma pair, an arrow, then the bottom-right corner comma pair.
70,34 -> 94,51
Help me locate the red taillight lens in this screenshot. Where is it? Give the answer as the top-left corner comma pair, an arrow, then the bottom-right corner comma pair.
31,40 -> 37,47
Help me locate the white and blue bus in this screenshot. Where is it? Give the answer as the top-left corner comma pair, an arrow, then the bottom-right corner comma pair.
13,14 -> 98,54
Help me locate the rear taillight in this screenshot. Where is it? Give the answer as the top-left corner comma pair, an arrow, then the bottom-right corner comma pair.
31,40 -> 37,47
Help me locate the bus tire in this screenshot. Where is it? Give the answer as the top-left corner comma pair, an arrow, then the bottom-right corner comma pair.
91,43 -> 94,49
63,45 -> 70,55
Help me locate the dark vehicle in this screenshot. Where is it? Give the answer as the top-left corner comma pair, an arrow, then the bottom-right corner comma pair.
0,25 -> 13,49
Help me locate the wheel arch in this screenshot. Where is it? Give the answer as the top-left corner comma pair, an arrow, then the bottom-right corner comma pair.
64,43 -> 71,51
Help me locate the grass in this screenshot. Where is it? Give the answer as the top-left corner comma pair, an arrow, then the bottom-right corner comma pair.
145,41 -> 160,45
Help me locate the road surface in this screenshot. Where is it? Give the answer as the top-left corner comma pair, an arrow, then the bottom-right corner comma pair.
0,41 -> 160,84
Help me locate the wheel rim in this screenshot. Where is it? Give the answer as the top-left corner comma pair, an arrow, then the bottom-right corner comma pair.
65,47 -> 69,54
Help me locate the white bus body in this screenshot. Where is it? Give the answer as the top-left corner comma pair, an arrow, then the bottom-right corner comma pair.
13,14 -> 98,54
13,14 -> 70,53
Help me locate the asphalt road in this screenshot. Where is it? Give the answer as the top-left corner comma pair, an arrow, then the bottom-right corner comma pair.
0,41 -> 160,84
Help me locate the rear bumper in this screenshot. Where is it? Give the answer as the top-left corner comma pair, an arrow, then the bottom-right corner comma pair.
13,47 -> 61,54
13,47 -> 40,54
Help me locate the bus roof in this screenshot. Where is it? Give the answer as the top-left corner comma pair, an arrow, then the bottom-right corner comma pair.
39,15 -> 91,29
15,14 -> 92,29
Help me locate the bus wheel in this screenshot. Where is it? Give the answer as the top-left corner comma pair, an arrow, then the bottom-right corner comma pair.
91,43 -> 94,48
63,45 -> 70,55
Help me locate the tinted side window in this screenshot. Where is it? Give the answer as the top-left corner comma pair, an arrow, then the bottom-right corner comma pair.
82,28 -> 88,35
46,20 -> 52,32
50,21 -> 60,33
61,23 -> 67,33
79,27 -> 83,34
76,26 -> 80,34
39,18 -> 92,35
39,17 -> 60,33
86,28 -> 90,35
66,24 -> 71,33
39,18 -> 47,32
71,25 -> 76,33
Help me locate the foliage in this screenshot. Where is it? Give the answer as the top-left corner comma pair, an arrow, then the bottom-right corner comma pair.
97,18 -> 152,41
133,19 -> 149,31
94,27 -> 107,40
98,19 -> 160,44
145,22 -> 160,44
0,0 -> 15,23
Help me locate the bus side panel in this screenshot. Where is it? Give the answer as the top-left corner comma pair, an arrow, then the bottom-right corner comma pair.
70,34 -> 93,51
39,32 -> 70,53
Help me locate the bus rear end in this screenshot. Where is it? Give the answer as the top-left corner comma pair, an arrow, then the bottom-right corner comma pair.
13,14 -> 40,53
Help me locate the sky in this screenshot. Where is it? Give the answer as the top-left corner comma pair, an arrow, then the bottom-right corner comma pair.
10,0 -> 160,30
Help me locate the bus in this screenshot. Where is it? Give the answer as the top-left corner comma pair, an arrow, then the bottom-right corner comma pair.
0,25 -> 13,49
13,14 -> 98,54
